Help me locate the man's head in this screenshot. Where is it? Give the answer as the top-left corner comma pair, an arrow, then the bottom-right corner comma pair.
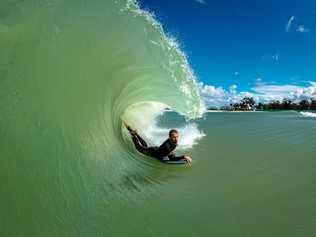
169,129 -> 179,144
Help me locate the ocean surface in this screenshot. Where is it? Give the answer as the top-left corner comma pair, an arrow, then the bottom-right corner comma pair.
1,0 -> 316,236
2,110 -> 316,236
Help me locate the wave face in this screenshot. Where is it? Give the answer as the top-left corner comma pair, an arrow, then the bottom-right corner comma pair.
0,0 -> 205,232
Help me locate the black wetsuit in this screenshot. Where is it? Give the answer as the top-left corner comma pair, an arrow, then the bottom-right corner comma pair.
130,133 -> 185,162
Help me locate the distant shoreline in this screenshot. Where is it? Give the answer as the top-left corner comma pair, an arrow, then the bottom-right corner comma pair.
164,108 -> 316,113
206,109 -> 316,112
206,110 -> 259,112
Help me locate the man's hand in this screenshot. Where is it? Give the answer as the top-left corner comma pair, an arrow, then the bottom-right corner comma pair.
183,155 -> 192,166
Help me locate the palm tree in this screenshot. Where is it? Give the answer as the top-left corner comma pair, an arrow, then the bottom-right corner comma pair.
299,99 -> 310,110
282,98 -> 293,110
310,99 -> 316,110
240,97 -> 255,110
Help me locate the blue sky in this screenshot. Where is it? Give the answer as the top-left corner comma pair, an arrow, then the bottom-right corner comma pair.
139,0 -> 316,106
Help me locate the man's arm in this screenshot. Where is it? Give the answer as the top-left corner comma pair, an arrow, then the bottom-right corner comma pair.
167,152 -> 185,161
168,153 -> 192,164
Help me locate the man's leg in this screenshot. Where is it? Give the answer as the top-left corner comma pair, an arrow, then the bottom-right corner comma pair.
131,135 -> 147,154
124,121 -> 150,153
134,134 -> 148,147
124,121 -> 148,147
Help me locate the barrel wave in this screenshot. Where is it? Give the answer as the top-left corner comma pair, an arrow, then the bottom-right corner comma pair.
0,0 -> 205,235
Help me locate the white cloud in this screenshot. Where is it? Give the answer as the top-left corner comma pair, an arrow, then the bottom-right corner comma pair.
234,71 -> 240,76
252,84 -> 303,96
251,84 -> 304,102
195,0 -> 206,4
199,81 -> 316,108
309,81 -> 316,87
291,83 -> 316,101
296,25 -> 311,33
272,53 -> 279,61
251,82 -> 316,102
285,16 -> 311,33
229,84 -> 237,94
199,83 -> 253,108
286,16 -> 295,32
199,83 -> 228,108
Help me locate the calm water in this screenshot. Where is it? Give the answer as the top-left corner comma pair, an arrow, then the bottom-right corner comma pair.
1,111 -> 316,237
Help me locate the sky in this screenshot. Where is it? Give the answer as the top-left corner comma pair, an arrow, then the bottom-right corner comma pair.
138,0 -> 316,107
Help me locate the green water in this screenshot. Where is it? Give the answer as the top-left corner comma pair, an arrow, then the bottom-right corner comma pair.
1,0 -> 316,236
1,111 -> 316,236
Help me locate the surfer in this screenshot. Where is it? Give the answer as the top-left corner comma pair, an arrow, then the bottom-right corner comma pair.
123,122 -> 192,165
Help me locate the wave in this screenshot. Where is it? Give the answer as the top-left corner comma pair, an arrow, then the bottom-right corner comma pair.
300,112 -> 316,117
0,0 -> 205,194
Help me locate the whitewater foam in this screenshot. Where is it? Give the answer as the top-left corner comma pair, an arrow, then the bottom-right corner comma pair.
121,101 -> 205,151
300,112 -> 316,117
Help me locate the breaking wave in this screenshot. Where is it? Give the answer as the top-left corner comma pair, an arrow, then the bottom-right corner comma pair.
0,0 -> 205,194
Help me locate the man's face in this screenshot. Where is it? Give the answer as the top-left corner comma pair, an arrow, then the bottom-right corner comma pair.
169,132 -> 179,144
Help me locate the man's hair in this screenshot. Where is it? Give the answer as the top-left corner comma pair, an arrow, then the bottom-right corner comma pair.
169,129 -> 178,137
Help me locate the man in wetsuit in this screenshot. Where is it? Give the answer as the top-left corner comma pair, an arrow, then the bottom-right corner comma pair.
124,122 -> 192,165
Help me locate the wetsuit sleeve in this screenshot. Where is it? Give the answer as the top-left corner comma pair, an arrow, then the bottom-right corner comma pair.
157,140 -> 172,157
167,154 -> 185,161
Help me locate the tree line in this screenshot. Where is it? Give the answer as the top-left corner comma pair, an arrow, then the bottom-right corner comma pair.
207,97 -> 316,111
